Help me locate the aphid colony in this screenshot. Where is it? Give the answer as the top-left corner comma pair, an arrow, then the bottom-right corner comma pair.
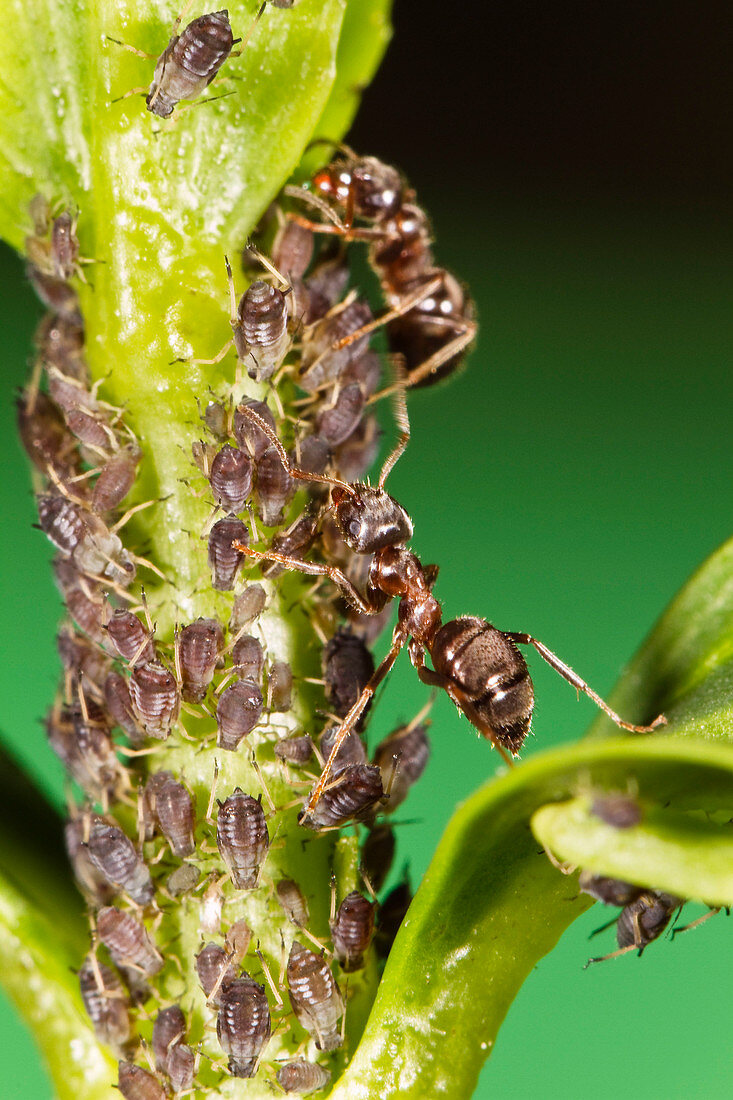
19,164 -> 441,1093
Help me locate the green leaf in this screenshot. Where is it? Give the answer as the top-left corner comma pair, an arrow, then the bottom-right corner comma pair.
332,533 -> 733,1099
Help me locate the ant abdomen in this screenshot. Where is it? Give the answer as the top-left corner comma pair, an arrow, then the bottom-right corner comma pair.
428,616 -> 534,755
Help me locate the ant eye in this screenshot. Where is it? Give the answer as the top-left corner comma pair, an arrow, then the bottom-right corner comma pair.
347,519 -> 362,539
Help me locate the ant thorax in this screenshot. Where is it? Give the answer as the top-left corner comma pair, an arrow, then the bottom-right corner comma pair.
331,484 -> 413,553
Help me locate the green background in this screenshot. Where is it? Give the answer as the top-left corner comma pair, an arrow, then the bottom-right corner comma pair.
1,189 -> 731,1097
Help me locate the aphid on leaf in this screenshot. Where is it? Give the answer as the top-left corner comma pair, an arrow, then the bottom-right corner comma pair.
216,789 -> 269,888
86,821 -> 154,905
276,1060 -> 331,1095
286,940 -> 343,1051
330,889 -> 375,972
78,955 -> 130,1048
217,975 -> 272,1077
96,906 -> 163,975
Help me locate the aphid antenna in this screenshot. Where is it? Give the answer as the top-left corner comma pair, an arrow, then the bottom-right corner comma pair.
540,844 -> 577,876
255,944 -> 284,1008
205,759 -> 221,821
250,753 -> 277,815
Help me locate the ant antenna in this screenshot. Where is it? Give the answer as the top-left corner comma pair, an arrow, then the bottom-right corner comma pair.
378,364 -> 410,489
304,137 -> 357,159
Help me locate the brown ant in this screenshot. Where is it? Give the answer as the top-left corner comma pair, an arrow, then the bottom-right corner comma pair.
232,399 -> 666,829
285,145 -> 477,390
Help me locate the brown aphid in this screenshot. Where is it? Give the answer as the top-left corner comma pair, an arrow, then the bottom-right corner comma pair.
299,298 -> 373,393
92,445 -> 142,513
268,660 -> 293,711
192,438 -> 217,476
104,671 -> 143,743
272,218 -> 314,280
167,1042 -> 195,1092
274,734 -> 314,766
37,493 -> 88,556
57,625 -> 110,695
97,906 -> 163,975
167,863 -> 201,896
117,1061 -> 166,1100
226,918 -> 253,961
146,772 -> 196,857
287,941 -> 343,1051
316,382 -> 365,447
361,823 -> 395,893
208,513 -> 248,590
323,627 -> 375,720
374,877 -> 412,959
178,617 -> 224,702
129,661 -> 180,739
233,399 -> 276,460
591,792 -> 643,829
216,680 -> 264,750
303,248 -> 350,322
330,890 -> 375,972
152,1004 -> 186,1072
231,634 -> 264,683
17,391 -> 79,476
86,822 -> 154,905
146,10 -> 236,119
210,444 -> 253,513
372,718 -> 430,812
106,609 -> 155,665
276,1060 -> 331,1095
230,583 -> 267,629
195,942 -> 236,1005
295,433 -> 331,478
301,763 -> 384,830
276,878 -> 309,927
261,514 -> 318,579
27,265 -> 80,315
216,790 -> 269,888
256,444 -> 293,526
45,363 -> 97,413
50,210 -> 80,279
217,975 -> 272,1077
343,347 -> 381,396
47,705 -> 121,802
65,818 -> 116,904
616,891 -> 681,953
319,726 -> 367,772
35,309 -> 86,377
78,955 -> 130,1049
579,871 -> 643,908
237,280 -> 290,381
333,412 -> 380,483
65,582 -> 107,644
204,399 -> 229,440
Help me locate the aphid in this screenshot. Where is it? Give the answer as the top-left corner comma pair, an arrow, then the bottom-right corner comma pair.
145,771 -> 196,857
294,433 -> 331,478
129,661 -> 180,738
216,789 -> 269,888
65,818 -> 116,904
578,872 -> 643,908
57,626 -> 110,696
27,265 -> 80,316
86,822 -> 154,905
73,525 -> 137,588
152,1004 -> 185,1072
298,298 -> 373,393
97,906 -> 163,975
232,403 -> 665,828
590,792 -> 643,829
143,10 -> 238,119
361,823 -> 395,893
167,863 -> 201,896
260,514 -> 318,578
167,1042 -> 196,1093
372,715 -> 430,812
267,659 -> 293,711
271,218 -> 314,281
226,918 -> 253,961
217,976 -> 272,1077
235,278 -> 290,381
231,634 -> 264,683
316,381 -> 365,447
274,734 -> 314,766
374,876 -> 412,959
319,726 -> 367,771
65,582 -> 107,644
276,878 -> 309,927
92,445 -> 142,513
104,671 -> 143,743
216,680 -> 264,750
36,492 -> 88,556
286,941 -> 343,1051
302,764 -> 385,831
255,444 -> 293,526
117,1061 -> 166,1100
204,399 -> 230,440
588,891 -> 682,965
330,890 -> 375,972
196,942 -> 237,1005
230,583 -> 267,628
50,210 -> 81,280
192,438 -> 217,476
323,627 -> 374,720
333,413 -> 381,486
78,955 -> 130,1048
177,617 -> 224,702
208,514 -> 249,590
276,1060 -> 331,1095
233,400 -> 276,460
47,705 -> 122,802
17,391 -> 79,476
34,310 -> 87,381
105,609 -> 155,665
209,444 -> 253,513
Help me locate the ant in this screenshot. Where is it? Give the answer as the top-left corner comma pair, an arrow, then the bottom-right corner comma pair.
231,397 -> 666,828
284,144 -> 477,391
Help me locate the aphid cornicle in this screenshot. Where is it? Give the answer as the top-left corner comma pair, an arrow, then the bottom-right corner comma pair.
146,10 -> 237,119
276,1060 -> 331,1095
78,955 -> 130,1048
96,906 -> 163,975
216,789 -> 269,888
177,617 -> 224,702
287,941 -> 344,1051
217,975 -> 272,1077
330,890 -> 376,972
196,942 -> 237,1005
86,822 -> 154,905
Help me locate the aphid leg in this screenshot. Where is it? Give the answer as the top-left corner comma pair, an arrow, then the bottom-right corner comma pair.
255,944 -> 284,1008
541,845 -> 577,875
303,630 -> 409,818
504,632 -> 667,733
333,274 -> 444,351
250,754 -> 277,814
671,907 -> 721,939
233,542 -> 379,617
105,37 -> 157,60
190,337 -> 235,367
205,760 -> 221,822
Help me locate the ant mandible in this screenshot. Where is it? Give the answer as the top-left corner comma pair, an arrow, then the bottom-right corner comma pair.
233,398 -> 665,828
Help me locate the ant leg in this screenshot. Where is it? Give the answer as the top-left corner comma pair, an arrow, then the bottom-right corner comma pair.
671,908 -> 721,939
301,630 -> 409,822
369,318 -> 478,401
232,541 -> 382,617
504,632 -> 667,734
332,275 -> 445,352
584,943 -> 637,967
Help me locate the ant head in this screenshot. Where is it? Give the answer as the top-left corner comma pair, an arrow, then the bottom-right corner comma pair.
312,155 -> 403,222
332,483 -> 413,554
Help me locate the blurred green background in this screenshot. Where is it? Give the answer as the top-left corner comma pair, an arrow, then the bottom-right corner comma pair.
1,0 -> 732,1096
